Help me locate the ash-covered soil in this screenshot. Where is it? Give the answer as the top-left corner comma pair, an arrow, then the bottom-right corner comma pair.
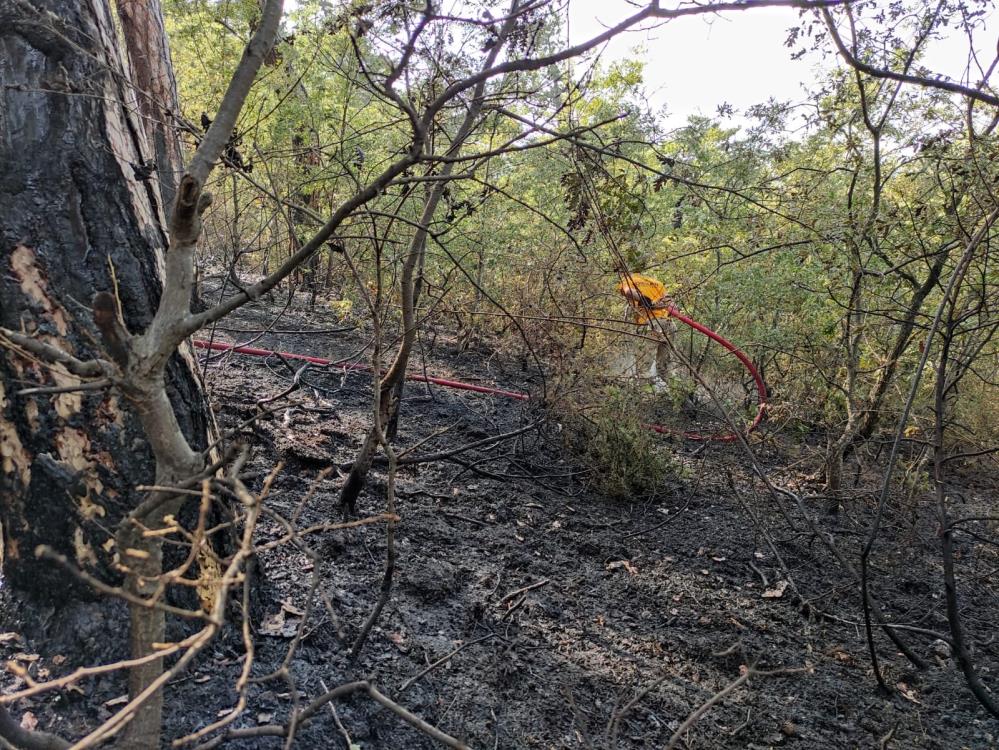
3,294 -> 998,749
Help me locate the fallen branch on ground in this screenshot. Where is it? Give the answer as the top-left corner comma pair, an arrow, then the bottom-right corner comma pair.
194,680 -> 469,749
666,664 -> 810,750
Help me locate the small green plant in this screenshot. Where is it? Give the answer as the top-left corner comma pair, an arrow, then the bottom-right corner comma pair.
563,384 -> 676,500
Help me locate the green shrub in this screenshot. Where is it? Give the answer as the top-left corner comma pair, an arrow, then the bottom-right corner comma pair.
562,384 -> 676,500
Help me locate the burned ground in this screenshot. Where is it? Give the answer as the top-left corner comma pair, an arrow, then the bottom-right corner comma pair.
2,296 -> 998,749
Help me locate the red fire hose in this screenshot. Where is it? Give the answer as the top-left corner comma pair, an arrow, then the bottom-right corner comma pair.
191,339 -> 530,401
648,305 -> 768,443
192,311 -> 766,443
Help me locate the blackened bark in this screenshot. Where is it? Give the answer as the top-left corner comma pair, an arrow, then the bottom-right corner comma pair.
117,0 -> 186,212
0,0 -> 209,598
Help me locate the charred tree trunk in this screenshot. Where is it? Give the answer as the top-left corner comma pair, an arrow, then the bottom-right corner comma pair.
0,0 -> 209,596
117,0 -> 186,212
0,1 -> 216,745
2,0 -> 283,745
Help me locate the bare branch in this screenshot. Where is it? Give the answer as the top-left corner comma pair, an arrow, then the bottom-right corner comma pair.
0,328 -> 108,378
821,7 -> 999,109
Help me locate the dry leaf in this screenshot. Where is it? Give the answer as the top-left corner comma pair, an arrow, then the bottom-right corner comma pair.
0,633 -> 20,644
261,599 -> 305,637
762,580 -> 789,599
51,655 -> 66,665
258,613 -> 286,637
897,682 -> 921,704
828,647 -> 852,664
257,712 -> 273,724
258,611 -> 290,638
19,711 -> 37,731
606,560 -> 638,576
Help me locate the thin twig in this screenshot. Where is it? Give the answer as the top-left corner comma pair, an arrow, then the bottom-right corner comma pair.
399,635 -> 496,693
666,665 -> 809,750
16,378 -> 113,396
497,579 -> 549,606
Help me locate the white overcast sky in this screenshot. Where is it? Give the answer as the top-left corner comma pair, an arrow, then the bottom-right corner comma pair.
566,1 -> 998,127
